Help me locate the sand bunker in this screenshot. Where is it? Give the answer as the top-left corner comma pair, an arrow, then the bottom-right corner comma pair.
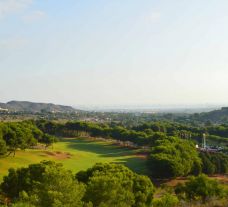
44,151 -> 72,160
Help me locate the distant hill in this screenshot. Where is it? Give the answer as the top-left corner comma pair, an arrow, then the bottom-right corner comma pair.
0,101 -> 77,113
194,107 -> 228,123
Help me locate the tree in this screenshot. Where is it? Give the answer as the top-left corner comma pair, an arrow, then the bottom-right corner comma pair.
200,152 -> 228,175
175,174 -> 225,203
0,121 -> 46,156
85,175 -> 135,207
1,161 -> 54,198
76,163 -> 155,207
148,137 -> 201,178
0,137 -> 7,156
2,161 -> 154,207
200,153 -> 216,175
40,134 -> 56,148
1,161 -> 86,207
31,165 -> 85,207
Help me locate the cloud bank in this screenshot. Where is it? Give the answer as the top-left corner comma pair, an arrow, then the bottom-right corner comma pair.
0,0 -> 33,17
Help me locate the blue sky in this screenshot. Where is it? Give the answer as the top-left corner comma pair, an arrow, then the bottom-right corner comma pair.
1,0 -> 228,106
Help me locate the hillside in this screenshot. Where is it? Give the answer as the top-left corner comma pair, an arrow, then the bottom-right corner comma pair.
194,107 -> 228,123
0,101 -> 76,113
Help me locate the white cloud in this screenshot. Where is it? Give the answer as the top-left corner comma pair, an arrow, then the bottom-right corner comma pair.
0,0 -> 33,17
22,10 -> 45,22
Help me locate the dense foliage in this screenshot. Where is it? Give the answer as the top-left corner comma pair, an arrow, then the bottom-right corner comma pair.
1,162 -> 227,207
35,120 -> 228,147
148,136 -> 201,178
152,193 -> 179,207
0,117 -> 228,206
1,162 -> 155,207
175,174 -> 225,203
1,120 -> 228,180
0,121 -> 56,156
34,120 -> 228,178
200,152 -> 228,175
76,163 -> 155,207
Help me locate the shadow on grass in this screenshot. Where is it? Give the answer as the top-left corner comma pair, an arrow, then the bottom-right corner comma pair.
60,138 -> 149,175
61,138 -> 135,157
113,156 -> 149,175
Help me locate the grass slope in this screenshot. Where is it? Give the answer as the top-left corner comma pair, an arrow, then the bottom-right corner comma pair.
0,138 -> 148,181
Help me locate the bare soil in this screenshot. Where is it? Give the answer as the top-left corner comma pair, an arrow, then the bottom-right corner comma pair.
43,151 -> 72,160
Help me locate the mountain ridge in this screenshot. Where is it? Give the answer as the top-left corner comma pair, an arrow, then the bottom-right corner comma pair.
0,101 -> 77,113
194,107 -> 228,123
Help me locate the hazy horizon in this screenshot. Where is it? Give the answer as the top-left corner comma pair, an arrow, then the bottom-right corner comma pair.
1,0 -> 228,106
1,100 -> 227,111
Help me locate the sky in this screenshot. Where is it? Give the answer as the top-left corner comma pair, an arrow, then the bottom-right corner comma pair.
1,0 -> 228,106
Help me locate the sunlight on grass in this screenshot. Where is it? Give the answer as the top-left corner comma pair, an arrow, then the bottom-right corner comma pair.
0,138 -> 148,181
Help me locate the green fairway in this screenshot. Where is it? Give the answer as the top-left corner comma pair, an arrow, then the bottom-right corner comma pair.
0,138 -> 148,181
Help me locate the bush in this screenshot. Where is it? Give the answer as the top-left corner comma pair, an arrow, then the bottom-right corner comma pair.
153,193 -> 179,207
175,174 -> 225,203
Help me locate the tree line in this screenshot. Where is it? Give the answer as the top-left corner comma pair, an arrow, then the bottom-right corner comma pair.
36,120 -> 228,146
1,120 -> 228,179
35,120 -> 228,178
0,121 -> 56,156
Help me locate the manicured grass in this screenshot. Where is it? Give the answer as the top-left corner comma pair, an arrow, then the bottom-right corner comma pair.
0,138 -> 148,181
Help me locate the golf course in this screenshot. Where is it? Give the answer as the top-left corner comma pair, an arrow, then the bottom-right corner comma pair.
0,138 -> 148,181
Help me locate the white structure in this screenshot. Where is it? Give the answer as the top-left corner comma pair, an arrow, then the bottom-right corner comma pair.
202,133 -> 206,149
0,108 -> 8,112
